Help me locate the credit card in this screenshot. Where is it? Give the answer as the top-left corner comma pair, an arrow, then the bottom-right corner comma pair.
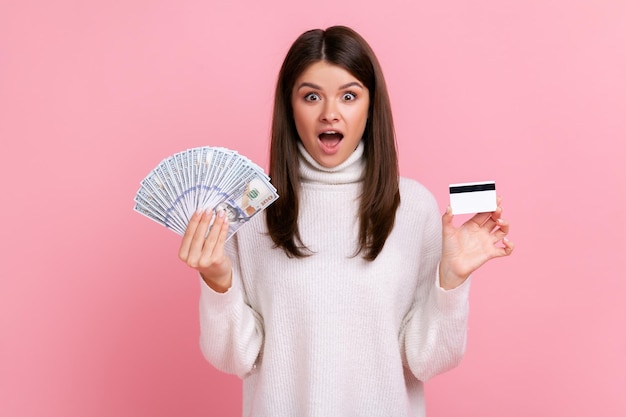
449,181 -> 497,214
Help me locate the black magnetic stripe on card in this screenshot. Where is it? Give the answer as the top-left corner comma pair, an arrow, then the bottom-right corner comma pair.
449,183 -> 496,194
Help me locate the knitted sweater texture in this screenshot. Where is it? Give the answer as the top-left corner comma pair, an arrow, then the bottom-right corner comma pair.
198,142 -> 471,417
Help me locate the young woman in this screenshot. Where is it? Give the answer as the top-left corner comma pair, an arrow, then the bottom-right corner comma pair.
178,25 -> 513,417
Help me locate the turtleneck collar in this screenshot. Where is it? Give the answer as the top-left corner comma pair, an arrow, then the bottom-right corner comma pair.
297,141 -> 365,185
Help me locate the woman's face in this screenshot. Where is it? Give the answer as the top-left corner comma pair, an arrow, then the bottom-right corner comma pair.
291,61 -> 369,168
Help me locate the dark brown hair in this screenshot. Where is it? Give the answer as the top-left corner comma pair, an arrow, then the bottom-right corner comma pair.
266,25 -> 400,261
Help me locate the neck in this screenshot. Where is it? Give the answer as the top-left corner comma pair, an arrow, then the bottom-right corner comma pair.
297,141 -> 365,185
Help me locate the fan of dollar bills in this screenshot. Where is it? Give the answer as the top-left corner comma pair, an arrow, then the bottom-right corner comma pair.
133,146 -> 279,240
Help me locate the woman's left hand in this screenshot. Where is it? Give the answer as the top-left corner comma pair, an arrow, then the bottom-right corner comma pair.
439,197 -> 514,290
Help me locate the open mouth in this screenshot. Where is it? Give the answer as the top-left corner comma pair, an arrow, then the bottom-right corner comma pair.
318,131 -> 344,148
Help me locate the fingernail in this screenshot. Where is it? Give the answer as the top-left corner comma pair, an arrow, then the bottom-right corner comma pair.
217,210 -> 225,218
497,218 -> 504,225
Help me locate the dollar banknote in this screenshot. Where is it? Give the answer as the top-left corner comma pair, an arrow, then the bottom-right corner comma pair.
133,146 -> 279,240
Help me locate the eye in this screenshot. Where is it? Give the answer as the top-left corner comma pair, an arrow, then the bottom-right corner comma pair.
304,92 -> 321,102
342,92 -> 357,101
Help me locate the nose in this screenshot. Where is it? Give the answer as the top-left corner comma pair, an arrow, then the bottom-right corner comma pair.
320,101 -> 340,123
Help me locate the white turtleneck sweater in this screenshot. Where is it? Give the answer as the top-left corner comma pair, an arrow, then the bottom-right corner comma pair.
198,142 -> 471,417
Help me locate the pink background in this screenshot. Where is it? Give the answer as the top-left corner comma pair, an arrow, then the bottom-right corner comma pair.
1,1 -> 625,416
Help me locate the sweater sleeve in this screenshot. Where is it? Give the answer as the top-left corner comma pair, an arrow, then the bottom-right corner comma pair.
398,188 -> 471,382
198,236 -> 264,378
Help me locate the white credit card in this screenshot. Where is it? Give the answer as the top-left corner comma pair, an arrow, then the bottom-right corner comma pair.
449,181 -> 497,215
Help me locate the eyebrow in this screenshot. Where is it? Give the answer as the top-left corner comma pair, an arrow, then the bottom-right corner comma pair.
296,81 -> 364,90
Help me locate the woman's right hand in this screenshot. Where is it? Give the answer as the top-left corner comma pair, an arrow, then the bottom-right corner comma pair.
178,210 -> 233,293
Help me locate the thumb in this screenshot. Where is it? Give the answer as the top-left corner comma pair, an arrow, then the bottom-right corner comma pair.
442,205 -> 454,229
